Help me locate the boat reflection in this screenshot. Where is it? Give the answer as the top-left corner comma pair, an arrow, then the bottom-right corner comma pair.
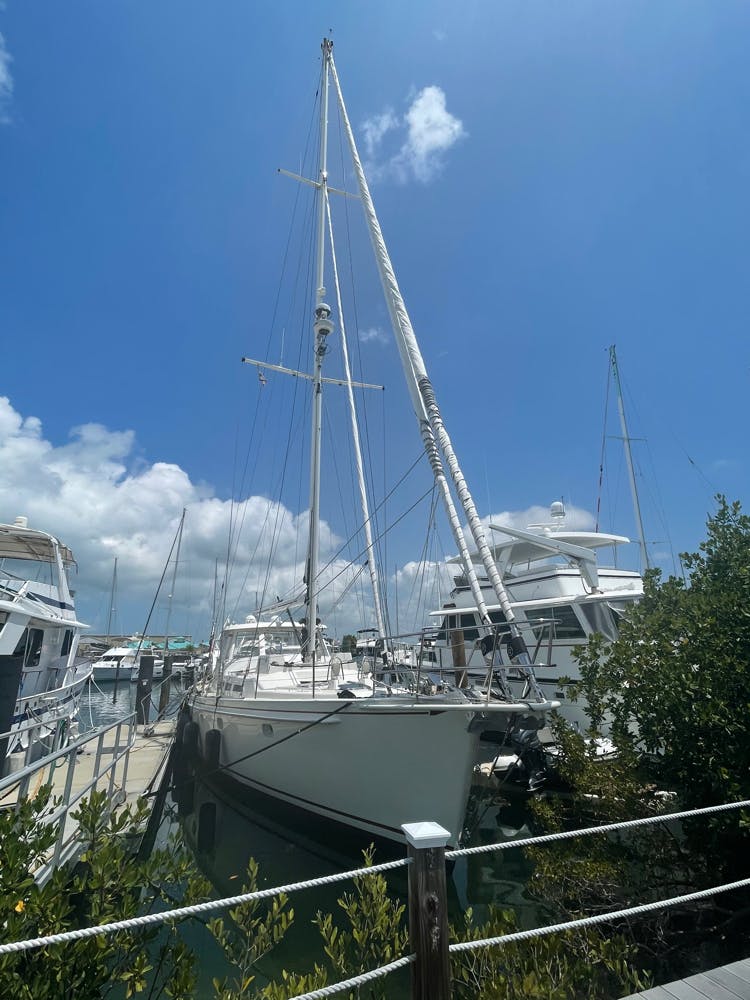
181,772 -> 540,947
180,773 -> 414,995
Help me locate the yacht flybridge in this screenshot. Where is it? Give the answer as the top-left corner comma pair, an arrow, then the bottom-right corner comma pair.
429,502 -> 644,729
0,517 -> 92,768
189,39 -> 557,848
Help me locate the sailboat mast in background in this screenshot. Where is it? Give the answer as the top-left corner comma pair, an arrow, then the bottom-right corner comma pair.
609,345 -> 650,572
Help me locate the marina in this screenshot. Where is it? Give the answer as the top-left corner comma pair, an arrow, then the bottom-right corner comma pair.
1,6 -> 750,998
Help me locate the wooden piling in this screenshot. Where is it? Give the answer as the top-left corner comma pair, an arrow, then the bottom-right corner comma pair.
402,822 -> 452,1000
136,655 -> 155,725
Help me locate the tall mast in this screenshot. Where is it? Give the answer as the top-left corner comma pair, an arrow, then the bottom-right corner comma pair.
304,38 -> 335,658
105,557 -> 118,640
329,51 -> 543,699
609,345 -> 650,571
163,508 -> 186,656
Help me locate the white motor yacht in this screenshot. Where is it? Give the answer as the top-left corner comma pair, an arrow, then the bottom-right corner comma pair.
428,502 -> 644,730
0,517 -> 92,768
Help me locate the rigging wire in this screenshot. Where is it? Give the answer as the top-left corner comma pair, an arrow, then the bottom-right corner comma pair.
223,64 -> 321,618
312,479 -> 438,602
403,482 -> 441,631
260,448 -> 428,614
230,88 -> 322,620
335,101 -> 390,625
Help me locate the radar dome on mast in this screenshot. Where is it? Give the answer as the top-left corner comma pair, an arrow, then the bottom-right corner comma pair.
550,501 -> 566,521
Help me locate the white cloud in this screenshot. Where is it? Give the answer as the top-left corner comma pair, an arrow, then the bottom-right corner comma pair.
481,504 -> 595,533
0,397 -> 605,647
433,28 -> 447,43
362,86 -> 465,184
359,325 -> 388,345
0,397 -> 373,640
0,32 -> 13,124
361,109 -> 398,159
400,86 -> 465,182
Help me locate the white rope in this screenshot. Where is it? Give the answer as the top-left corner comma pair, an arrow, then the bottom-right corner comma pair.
0,856 -> 409,956
289,954 -> 415,1000
449,875 -> 750,953
447,796 -> 750,859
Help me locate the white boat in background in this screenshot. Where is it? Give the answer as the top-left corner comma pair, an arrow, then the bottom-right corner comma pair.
190,39 -> 557,849
0,517 -> 92,769
91,644 -> 149,683
428,501 -> 644,731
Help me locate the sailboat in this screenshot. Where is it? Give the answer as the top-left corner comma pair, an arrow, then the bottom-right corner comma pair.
189,39 -> 557,848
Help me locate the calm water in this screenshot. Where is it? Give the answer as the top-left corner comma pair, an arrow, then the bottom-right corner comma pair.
78,681 -> 539,993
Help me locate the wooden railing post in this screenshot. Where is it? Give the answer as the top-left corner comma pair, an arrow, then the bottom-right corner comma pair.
402,821 -> 452,1000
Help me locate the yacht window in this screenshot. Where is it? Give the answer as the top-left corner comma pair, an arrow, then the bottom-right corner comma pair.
488,609 -> 512,638
13,627 -> 44,667
436,615 -> 456,642
526,605 -> 585,642
61,629 -> 73,656
579,603 -> 619,642
459,613 -> 480,641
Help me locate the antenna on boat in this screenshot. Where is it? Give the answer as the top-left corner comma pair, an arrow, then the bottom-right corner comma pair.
609,345 -> 650,571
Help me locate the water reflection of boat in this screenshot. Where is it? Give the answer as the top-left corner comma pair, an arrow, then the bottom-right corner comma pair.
179,771 -> 541,976
180,773 -> 413,997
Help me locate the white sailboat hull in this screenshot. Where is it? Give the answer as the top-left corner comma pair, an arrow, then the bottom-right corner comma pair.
190,692 -> 483,847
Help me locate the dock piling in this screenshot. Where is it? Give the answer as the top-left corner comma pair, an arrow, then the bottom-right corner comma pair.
402,821 -> 452,1000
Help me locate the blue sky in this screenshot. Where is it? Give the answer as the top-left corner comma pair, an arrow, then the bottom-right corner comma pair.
1,2 -> 748,641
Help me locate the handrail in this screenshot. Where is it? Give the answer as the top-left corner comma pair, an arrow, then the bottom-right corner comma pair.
0,796 -> 747,957
0,710 -> 136,794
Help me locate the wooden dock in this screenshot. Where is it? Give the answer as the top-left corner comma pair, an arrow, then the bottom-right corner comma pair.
623,959 -> 750,999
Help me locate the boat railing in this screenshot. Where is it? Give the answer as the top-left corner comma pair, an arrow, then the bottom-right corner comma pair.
354,622 -> 559,705
424,618 -> 559,672
0,711 -> 137,883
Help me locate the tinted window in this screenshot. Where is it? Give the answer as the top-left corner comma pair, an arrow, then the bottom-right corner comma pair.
526,605 -> 584,641
61,629 -> 73,656
459,613 -> 479,641
13,627 -> 44,667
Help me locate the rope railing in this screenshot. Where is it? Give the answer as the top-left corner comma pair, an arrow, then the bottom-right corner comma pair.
446,795 -> 750,860
449,876 -> 750,954
1,794 -> 749,997
0,856 -> 409,956
260,956 -> 416,1000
